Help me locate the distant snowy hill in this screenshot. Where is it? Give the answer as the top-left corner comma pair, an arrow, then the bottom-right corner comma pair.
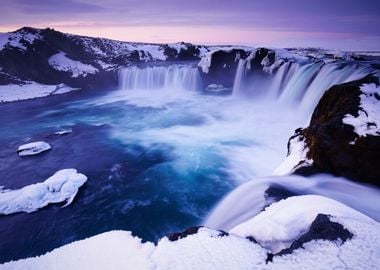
0,27 -> 213,100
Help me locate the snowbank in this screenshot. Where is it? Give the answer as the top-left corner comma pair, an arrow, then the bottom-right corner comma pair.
17,141 -> 51,156
2,195 -> 379,270
0,82 -> 80,103
48,52 -> 98,77
0,169 -> 87,215
343,83 -> 380,139
229,195 -> 375,253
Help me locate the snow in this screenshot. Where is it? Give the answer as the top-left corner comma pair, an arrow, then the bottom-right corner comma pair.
2,195 -> 379,270
0,169 -> 87,215
152,227 -> 267,270
0,82 -> 80,103
48,51 -> 98,77
273,133 -> 312,175
343,83 -> 380,139
0,231 -> 155,270
0,31 -> 41,51
229,195 -> 375,253
168,43 -> 187,54
198,51 -> 212,73
17,141 -> 51,156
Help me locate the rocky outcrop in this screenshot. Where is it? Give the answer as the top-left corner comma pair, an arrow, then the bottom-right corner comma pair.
288,75 -> 380,186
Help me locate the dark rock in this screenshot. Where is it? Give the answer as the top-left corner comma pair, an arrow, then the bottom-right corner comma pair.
167,226 -> 202,241
246,236 -> 259,244
291,75 -> 380,186
276,214 -> 353,256
167,227 -> 229,241
266,253 -> 274,263
265,184 -> 299,201
198,49 -> 249,89
247,48 -> 275,74
198,47 -> 276,91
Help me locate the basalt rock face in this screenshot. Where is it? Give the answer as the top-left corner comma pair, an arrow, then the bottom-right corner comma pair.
198,49 -> 249,89
293,75 -> 380,186
198,48 -> 277,91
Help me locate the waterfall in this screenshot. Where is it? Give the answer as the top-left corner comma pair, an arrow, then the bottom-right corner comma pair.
232,60 -> 374,113
232,59 -> 247,96
118,65 -> 201,91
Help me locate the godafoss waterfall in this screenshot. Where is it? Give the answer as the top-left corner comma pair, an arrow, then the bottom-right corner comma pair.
0,40 -> 379,268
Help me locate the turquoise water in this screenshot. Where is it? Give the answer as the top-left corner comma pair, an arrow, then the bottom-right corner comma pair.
0,87 -> 302,262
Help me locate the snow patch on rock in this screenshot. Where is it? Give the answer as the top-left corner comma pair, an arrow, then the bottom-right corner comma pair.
17,141 -> 51,156
274,133 -> 312,175
0,30 -> 41,51
48,52 -> 98,77
343,83 -> 380,139
0,169 -> 87,215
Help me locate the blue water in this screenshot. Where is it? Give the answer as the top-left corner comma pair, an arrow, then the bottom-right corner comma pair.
0,86 -> 302,263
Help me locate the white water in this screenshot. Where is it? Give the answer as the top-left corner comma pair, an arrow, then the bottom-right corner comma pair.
118,65 -> 201,91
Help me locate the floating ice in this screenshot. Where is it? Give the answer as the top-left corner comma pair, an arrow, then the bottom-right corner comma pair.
17,141 -> 51,156
0,169 -> 87,215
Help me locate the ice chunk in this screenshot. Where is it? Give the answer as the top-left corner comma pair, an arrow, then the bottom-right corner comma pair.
17,141 -> 51,156
0,169 -> 87,215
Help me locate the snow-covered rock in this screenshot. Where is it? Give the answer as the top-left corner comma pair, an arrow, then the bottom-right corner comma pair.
1,195 -> 379,270
278,76 -> 380,186
229,195 -> 374,253
274,129 -> 313,175
17,141 -> 51,156
0,169 -> 87,215
48,52 -> 98,78
343,83 -> 380,138
0,27 -> 41,51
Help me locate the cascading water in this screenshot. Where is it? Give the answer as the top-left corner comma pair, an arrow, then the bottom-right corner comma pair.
118,64 -> 201,91
232,59 -> 247,96
232,60 -> 374,115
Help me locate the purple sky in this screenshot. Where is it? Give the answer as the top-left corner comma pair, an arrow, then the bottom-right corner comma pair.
1,0 -> 379,50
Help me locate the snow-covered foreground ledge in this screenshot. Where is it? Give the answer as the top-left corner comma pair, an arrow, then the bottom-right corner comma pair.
0,82 -> 80,103
0,169 -> 87,215
2,195 -> 379,269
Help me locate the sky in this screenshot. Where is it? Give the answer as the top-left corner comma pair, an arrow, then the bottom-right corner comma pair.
0,0 -> 379,50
